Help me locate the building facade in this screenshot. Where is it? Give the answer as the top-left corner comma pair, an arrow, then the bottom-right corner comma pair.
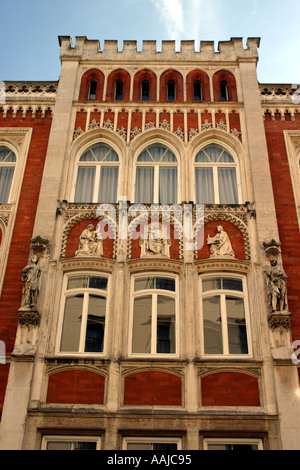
0,36 -> 299,450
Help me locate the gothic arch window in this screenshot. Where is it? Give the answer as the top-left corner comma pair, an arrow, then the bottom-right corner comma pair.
194,144 -> 240,204
0,145 -> 17,203
106,69 -> 131,101
78,69 -> 104,101
133,69 -> 157,101
73,143 -> 119,203
186,70 -> 210,102
160,70 -> 183,102
134,143 -> 178,204
213,70 -> 238,102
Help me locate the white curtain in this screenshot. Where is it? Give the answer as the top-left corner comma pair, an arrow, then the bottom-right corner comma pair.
195,168 -> 214,204
218,168 -> 238,204
0,167 -> 14,203
159,167 -> 177,203
74,167 -> 95,202
135,167 -> 154,203
98,166 -> 119,203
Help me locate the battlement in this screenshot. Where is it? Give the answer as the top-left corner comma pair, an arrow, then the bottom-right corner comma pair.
58,36 -> 260,63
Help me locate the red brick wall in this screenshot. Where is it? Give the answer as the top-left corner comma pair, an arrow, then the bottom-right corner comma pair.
264,112 -> 300,343
198,220 -> 246,260
124,371 -> 181,406
74,110 -> 87,132
65,219 -> 114,259
201,372 -> 260,406
46,369 -> 105,404
0,109 -> 52,415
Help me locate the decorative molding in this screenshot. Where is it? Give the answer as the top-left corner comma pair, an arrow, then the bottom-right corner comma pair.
127,258 -> 183,274
195,258 -> 251,274
18,306 -> 40,327
60,257 -> 115,273
268,311 -> 291,331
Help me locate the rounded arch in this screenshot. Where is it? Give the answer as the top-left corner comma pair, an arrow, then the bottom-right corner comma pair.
133,69 -> 157,101
186,69 -> 210,102
78,68 -> 105,101
106,69 -> 131,101
213,69 -> 238,102
160,69 -> 184,102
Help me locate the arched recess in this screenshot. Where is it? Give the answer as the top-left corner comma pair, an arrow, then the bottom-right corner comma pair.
186,70 -> 210,102
160,70 -> 184,102
132,69 -> 157,101
106,69 -> 131,101
78,69 -> 105,101
213,70 -> 238,102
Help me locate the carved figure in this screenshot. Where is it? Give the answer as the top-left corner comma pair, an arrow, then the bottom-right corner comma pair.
22,255 -> 41,307
76,224 -> 103,257
207,225 -> 235,258
140,229 -> 171,258
266,258 -> 288,312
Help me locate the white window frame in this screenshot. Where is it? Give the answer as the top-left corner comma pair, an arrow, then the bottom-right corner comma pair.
41,435 -> 101,450
71,142 -> 120,204
134,143 -> 179,204
129,273 -> 179,358
0,145 -> 17,204
56,272 -> 110,356
123,437 -> 182,450
203,438 -> 263,450
194,143 -> 242,205
199,273 -> 252,358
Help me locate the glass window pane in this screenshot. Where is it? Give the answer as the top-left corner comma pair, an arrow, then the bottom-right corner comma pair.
74,167 -> 95,202
127,443 -> 153,450
157,296 -> 175,353
84,295 -> 106,353
155,277 -> 175,291
89,276 -> 107,290
159,167 -> 177,204
0,167 -> 15,203
132,296 -> 152,353
67,276 -> 89,290
134,277 -> 175,292
195,168 -> 214,204
98,166 -> 119,203
135,166 -> 154,203
135,277 -> 155,291
60,295 -> 83,352
154,443 -> 178,450
222,278 -> 243,292
74,441 -> 97,450
202,278 -> 222,292
80,144 -> 118,162
218,168 -> 238,204
0,146 -> 16,163
203,296 -> 223,354
226,296 -> 248,354
47,441 -> 72,450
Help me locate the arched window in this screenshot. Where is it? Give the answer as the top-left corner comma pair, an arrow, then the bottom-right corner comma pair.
141,80 -> 150,100
115,80 -> 124,100
135,144 -> 178,204
220,81 -> 229,101
88,80 -> 97,100
194,80 -> 202,101
167,80 -> 176,101
0,146 -> 16,203
74,143 -> 119,203
194,144 -> 239,204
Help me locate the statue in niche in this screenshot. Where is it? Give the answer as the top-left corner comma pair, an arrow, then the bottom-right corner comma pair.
207,225 -> 235,258
22,255 -> 41,307
266,257 -> 288,312
76,224 -> 103,257
139,226 -> 171,258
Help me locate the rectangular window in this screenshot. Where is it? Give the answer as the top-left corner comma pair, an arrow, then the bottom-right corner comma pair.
201,276 -> 250,357
88,80 -> 97,100
131,275 -> 178,356
115,80 -> 123,100
142,80 -> 150,100
194,81 -> 202,101
42,435 -> 101,450
59,274 -> 108,354
167,81 -> 175,101
204,438 -> 263,450
123,437 -> 182,450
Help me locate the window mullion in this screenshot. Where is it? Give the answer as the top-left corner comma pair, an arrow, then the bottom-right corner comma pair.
221,293 -> 229,355
152,293 -> 157,354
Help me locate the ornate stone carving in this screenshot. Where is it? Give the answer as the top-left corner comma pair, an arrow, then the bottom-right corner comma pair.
30,235 -> 49,256
75,224 -> 103,257
201,119 -> 213,131
207,225 -> 235,258
139,231 -> 172,259
21,255 -> 41,308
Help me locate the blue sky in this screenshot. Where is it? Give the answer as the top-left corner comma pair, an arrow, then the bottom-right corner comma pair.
1,0 -> 299,84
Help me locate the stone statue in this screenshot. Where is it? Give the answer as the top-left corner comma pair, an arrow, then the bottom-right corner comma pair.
266,257 -> 288,312
140,228 -> 171,258
22,255 -> 41,307
207,225 -> 235,258
76,224 -> 103,257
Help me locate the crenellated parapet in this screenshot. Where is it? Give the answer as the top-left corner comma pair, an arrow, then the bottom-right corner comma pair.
59,36 -> 260,63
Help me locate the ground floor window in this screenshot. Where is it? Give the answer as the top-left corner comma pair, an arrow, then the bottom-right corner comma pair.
41,435 -> 101,450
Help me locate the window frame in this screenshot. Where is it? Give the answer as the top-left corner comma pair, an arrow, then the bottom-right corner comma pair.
203,437 -> 263,451
129,273 -> 179,358
0,145 -> 17,204
56,272 -> 110,356
199,273 -> 252,358
193,143 -> 241,205
122,437 -> 182,450
41,435 -> 101,450
134,142 -> 179,204
71,142 -> 120,204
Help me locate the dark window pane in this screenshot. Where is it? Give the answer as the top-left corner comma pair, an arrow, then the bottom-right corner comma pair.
115,80 -> 123,100
220,81 -> 228,101
84,295 -> 106,353
194,81 -> 202,101
88,80 -> 97,100
153,443 -> 178,450
74,441 -> 97,450
142,80 -> 149,100
203,296 -> 223,354
89,276 -> 108,290
226,296 -> 248,354
155,277 -> 175,292
168,81 -> 175,100
222,278 -> 243,292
